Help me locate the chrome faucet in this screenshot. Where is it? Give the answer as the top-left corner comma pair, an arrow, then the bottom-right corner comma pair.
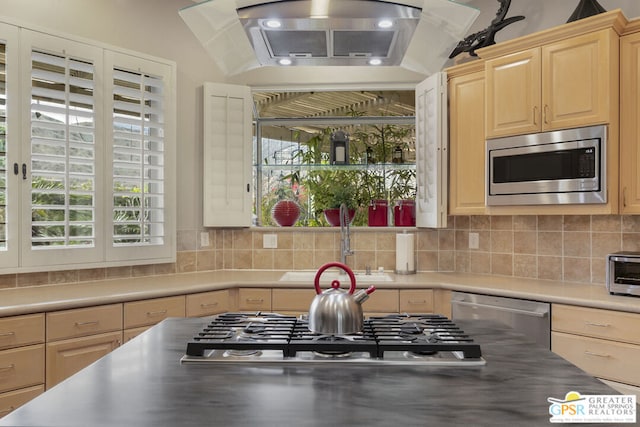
339,203 -> 354,265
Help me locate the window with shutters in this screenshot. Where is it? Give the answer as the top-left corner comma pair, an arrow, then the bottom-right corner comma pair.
0,23 -> 175,273
111,68 -> 165,247
30,50 -> 96,249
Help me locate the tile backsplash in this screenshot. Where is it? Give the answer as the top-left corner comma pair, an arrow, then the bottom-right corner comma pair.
176,214 -> 640,285
3,214 -> 639,289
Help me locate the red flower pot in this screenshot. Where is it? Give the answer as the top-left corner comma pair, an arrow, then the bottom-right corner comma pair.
368,199 -> 388,226
394,200 -> 415,226
271,200 -> 300,226
323,208 -> 355,227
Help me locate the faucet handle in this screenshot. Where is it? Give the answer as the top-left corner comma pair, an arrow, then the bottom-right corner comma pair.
365,265 -> 371,275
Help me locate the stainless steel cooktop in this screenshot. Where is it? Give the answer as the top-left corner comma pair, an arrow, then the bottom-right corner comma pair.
180,312 -> 485,366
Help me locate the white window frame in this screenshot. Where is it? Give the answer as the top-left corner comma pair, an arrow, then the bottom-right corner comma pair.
0,23 -> 20,270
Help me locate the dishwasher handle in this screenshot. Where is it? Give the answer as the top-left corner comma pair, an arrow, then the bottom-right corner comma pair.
452,299 -> 549,318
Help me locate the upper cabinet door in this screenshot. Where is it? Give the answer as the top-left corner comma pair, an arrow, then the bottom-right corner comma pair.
542,29 -> 615,131
485,48 -> 541,139
486,29 -> 615,139
203,83 -> 253,227
415,72 -> 447,229
448,69 -> 486,215
620,32 -> 640,214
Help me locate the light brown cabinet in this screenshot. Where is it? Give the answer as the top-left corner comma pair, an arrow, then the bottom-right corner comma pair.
46,331 -> 122,388
552,304 -> 640,393
620,30 -> 640,213
0,314 -> 45,416
399,289 -> 434,313
485,29 -> 616,138
0,314 -> 44,350
0,385 -> 44,418
271,288 -> 314,315
46,303 -> 122,341
447,63 -> 486,215
237,288 -> 272,311
186,290 -> 230,317
123,296 -> 185,330
45,305 -> 123,389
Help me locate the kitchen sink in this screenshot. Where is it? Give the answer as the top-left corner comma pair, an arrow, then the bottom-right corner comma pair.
279,271 -> 393,283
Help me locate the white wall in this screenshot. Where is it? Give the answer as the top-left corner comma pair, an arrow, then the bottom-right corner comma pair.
0,0 -> 226,232
1,0 -> 638,234
463,0 -> 640,45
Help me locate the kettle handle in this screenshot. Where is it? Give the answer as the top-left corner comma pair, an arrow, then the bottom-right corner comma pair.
313,262 -> 356,295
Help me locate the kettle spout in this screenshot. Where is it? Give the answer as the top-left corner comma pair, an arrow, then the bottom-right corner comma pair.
354,285 -> 376,304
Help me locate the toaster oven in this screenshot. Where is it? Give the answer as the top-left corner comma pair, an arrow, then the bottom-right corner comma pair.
606,252 -> 640,297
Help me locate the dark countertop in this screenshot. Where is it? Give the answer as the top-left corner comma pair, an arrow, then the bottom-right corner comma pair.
1,317 -> 635,427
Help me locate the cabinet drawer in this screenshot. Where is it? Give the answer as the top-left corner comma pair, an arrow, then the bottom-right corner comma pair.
0,344 -> 44,393
272,289 -> 314,312
363,289 -> 399,313
186,290 -> 229,317
552,331 -> 640,387
123,326 -> 150,343
47,304 -> 123,341
0,314 -> 45,350
237,288 -> 271,311
399,290 -> 434,313
46,331 -> 122,388
0,384 -> 44,417
123,296 -> 185,329
552,304 -> 640,344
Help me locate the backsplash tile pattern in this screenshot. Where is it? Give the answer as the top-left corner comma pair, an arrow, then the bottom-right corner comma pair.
3,215 -> 640,289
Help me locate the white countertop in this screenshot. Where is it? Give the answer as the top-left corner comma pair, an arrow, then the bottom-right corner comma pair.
1,270 -> 639,316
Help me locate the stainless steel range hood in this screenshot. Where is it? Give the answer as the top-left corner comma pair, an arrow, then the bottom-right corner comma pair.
238,0 -> 421,67
180,0 -> 479,76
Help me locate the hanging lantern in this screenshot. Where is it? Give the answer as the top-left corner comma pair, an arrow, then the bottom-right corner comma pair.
392,145 -> 404,164
330,130 -> 349,165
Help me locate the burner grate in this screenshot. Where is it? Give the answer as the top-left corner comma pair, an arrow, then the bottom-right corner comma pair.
184,312 -> 482,360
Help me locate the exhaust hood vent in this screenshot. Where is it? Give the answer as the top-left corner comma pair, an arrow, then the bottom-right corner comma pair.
264,30 -> 328,58
240,0 -> 420,67
333,31 -> 396,58
179,0 -> 480,76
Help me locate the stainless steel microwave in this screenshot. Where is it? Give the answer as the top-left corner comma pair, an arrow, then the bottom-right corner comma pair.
486,125 -> 606,206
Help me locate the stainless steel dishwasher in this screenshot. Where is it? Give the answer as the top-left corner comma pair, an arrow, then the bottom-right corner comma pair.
451,292 -> 551,349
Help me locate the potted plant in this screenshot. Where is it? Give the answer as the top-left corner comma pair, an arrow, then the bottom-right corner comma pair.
322,184 -> 358,226
305,169 -> 360,226
389,168 -> 417,226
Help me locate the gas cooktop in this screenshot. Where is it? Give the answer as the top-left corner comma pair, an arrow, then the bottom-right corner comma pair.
180,312 -> 485,366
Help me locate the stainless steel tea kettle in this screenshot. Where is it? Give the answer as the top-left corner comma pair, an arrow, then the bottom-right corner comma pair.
308,262 -> 376,335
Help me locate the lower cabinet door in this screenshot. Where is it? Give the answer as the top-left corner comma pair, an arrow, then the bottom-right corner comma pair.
552,331 -> 640,386
0,384 -> 44,417
46,331 -> 122,389
0,344 -> 44,393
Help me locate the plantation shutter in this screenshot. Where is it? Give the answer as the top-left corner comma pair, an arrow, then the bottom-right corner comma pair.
415,71 -> 447,228
203,82 -> 252,227
106,51 -> 175,262
21,30 -> 104,266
